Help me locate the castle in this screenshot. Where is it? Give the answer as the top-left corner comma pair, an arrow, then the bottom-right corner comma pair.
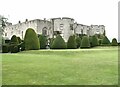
3,17 -> 105,42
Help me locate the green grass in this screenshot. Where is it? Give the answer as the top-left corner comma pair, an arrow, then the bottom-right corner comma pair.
1,46 -> 118,85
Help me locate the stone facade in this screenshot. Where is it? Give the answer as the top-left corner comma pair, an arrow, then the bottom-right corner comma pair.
3,17 -> 105,42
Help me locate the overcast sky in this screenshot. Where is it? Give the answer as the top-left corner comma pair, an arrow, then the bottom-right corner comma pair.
0,0 -> 118,42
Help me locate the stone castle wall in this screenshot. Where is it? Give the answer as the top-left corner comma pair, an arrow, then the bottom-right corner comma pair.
3,17 -> 105,42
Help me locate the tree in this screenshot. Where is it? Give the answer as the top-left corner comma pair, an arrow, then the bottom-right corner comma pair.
111,38 -> 118,46
101,36 -> 110,45
10,35 -> 19,44
24,28 -> 40,50
38,35 -> 47,49
51,35 -> 66,49
80,36 -> 90,48
76,36 -> 81,48
0,15 -> 8,35
67,35 -> 77,49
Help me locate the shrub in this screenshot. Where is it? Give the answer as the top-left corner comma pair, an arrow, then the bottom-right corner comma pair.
76,37 -> 81,48
91,35 -> 99,47
20,42 -> 25,51
38,35 -> 47,49
10,44 -> 19,53
80,36 -> 90,48
111,38 -> 118,46
10,35 -> 19,44
51,35 -> 66,49
98,39 -> 102,46
24,28 -> 40,50
49,38 -> 54,49
2,44 -> 9,53
101,36 -> 110,45
67,35 -> 77,49
17,37 -> 22,43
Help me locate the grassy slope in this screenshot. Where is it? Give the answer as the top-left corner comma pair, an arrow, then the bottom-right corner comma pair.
2,46 -> 118,85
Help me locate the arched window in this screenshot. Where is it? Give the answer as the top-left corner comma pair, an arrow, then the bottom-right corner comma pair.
42,27 -> 47,36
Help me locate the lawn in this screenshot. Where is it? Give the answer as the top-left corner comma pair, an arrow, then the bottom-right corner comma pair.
1,46 -> 118,85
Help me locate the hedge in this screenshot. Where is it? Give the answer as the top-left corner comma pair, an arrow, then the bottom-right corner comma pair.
10,35 -> 19,44
76,37 -> 81,48
24,28 -> 40,50
101,36 -> 110,45
80,36 -> 90,48
51,35 -> 66,49
111,38 -> 118,46
38,35 -> 47,49
67,35 -> 77,49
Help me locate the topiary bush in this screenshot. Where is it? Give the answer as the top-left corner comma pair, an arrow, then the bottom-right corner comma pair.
91,35 -> 99,47
67,35 -> 77,49
2,44 -> 9,53
98,39 -> 102,46
10,44 -> 19,53
76,37 -> 81,48
38,35 -> 47,49
10,35 -> 19,44
51,35 -> 66,49
111,38 -> 118,46
17,37 -> 22,43
80,36 -> 90,48
49,38 -> 54,49
101,36 -> 110,45
20,42 -> 25,51
24,28 -> 40,50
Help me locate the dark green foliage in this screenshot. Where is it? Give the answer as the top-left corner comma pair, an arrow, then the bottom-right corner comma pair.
11,35 -> 19,44
51,35 -> 66,49
2,45 -> 9,53
80,36 -> 90,48
10,44 -> 19,53
76,37 -> 81,48
111,38 -> 118,46
98,39 -> 102,45
67,35 -> 77,49
17,37 -> 22,43
5,40 -> 10,44
49,38 -> 54,49
91,35 -> 98,47
20,42 -> 25,51
101,36 -> 110,45
24,28 -> 40,50
38,35 -> 47,49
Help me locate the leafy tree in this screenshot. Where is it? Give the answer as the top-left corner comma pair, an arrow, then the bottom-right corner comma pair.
67,35 -> 77,49
80,36 -> 90,48
51,35 -> 66,49
24,28 -> 40,50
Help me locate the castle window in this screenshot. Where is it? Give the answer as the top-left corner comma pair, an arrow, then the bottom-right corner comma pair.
70,24 -> 73,30
5,33 -> 7,36
42,27 -> 47,36
60,24 -> 64,30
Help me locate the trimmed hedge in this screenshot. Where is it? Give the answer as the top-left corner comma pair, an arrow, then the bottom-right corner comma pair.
10,44 -> 19,53
24,28 -> 40,50
101,36 -> 110,45
49,38 -> 54,49
111,38 -> 118,46
11,35 -> 19,44
76,37 -> 81,48
91,35 -> 98,47
51,35 -> 66,49
17,37 -> 22,43
67,35 -> 77,49
38,35 -> 47,49
2,44 -> 9,53
80,36 -> 90,48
